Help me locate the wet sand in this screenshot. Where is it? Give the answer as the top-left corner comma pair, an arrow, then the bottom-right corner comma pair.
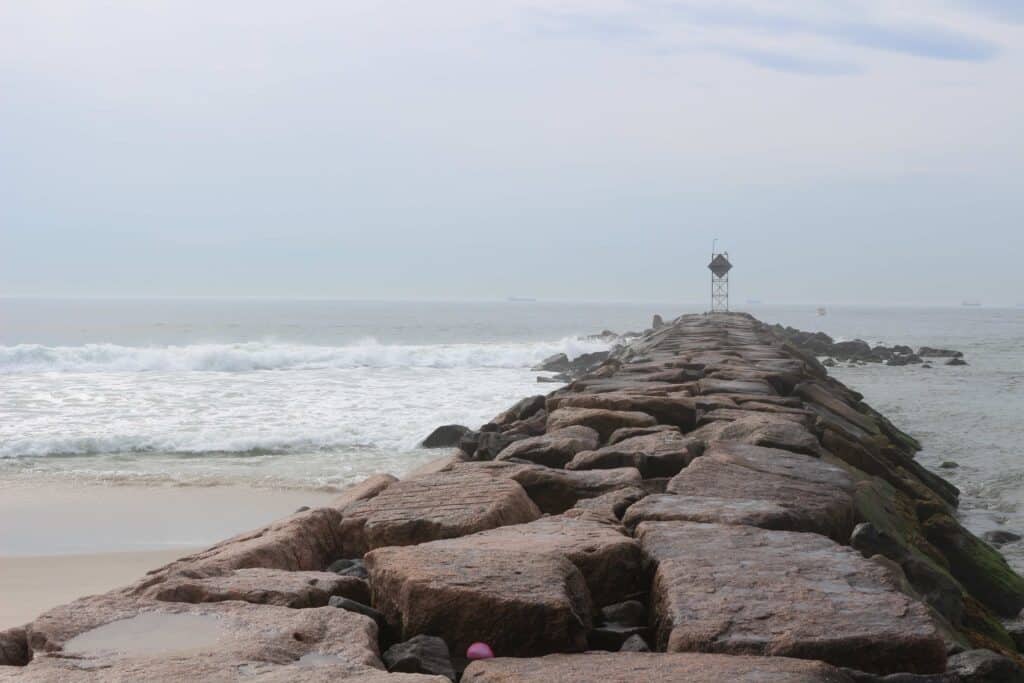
0,483 -> 334,629
0,549 -> 194,629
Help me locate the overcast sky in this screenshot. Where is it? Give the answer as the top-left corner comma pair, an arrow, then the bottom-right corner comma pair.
2,1 -> 1022,304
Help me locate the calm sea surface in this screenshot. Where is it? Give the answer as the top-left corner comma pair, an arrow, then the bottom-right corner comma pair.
2,299 -> 1021,570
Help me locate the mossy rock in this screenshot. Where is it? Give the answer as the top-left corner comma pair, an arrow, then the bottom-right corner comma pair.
853,477 -> 1019,653
853,478 -> 948,569
924,512 -> 1024,618
961,595 -> 1019,655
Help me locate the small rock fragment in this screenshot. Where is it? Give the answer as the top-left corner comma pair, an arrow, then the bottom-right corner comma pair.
982,529 -> 1023,547
327,596 -> 386,631
422,424 -> 471,448
384,634 -> 456,680
619,634 -> 651,652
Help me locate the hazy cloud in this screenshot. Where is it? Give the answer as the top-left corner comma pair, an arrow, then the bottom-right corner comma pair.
1,0 -> 1022,304
828,21 -> 998,60
954,0 -> 1024,23
717,46 -> 862,75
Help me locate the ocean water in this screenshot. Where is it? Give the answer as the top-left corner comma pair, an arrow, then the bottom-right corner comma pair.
1,299 -> 1022,570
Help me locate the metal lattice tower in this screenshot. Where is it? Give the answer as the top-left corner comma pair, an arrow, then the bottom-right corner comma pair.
708,249 -> 732,312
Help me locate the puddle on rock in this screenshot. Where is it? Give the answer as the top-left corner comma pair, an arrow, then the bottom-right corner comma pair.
63,612 -> 224,657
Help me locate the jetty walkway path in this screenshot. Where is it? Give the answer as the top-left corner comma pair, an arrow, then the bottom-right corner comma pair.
2,313 -> 1022,681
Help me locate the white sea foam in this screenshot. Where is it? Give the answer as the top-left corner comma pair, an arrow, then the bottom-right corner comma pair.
0,337 -> 610,374
0,348 -> 567,471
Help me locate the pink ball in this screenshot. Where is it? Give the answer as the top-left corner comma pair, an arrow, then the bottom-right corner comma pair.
466,642 -> 494,660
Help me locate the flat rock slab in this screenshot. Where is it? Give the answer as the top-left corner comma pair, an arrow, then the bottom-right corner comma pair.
697,378 -> 777,396
331,473 -> 399,512
366,545 -> 591,657
495,426 -> 599,468
444,461 -> 643,514
546,407 -> 657,442
697,407 -> 811,427
14,593 -> 444,681
463,652 -> 854,682
636,521 -> 946,675
140,567 -> 370,607
687,415 -> 823,456
547,393 -> 696,430
565,431 -> 702,478
623,443 -> 855,539
340,470 -> 541,554
130,507 -> 346,595
426,515 -> 643,606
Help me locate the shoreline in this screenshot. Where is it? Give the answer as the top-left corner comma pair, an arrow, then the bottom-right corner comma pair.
0,482 -> 335,629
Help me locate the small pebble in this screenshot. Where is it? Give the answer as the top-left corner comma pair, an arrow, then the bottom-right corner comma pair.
466,642 -> 494,660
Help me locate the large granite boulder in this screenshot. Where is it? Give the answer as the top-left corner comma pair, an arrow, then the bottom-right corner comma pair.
687,415 -> 824,456
0,627 -> 30,667
565,431 -> 702,478
696,378 -> 777,396
140,567 -> 370,607
339,470 -> 541,554
546,407 -> 657,442
794,382 -> 880,436
565,486 -> 648,523
495,426 -> 600,468
331,474 -> 399,512
922,512 -> 1024,617
623,442 -> 856,540
365,545 -> 591,657
420,425 -> 470,449
546,393 -> 696,431
421,515 -> 643,606
636,521 -> 946,675
462,652 -> 855,682
13,594 -> 443,681
442,461 -> 643,514
489,395 -> 547,427
696,407 -> 811,428
133,507 -> 346,592
607,424 -> 680,444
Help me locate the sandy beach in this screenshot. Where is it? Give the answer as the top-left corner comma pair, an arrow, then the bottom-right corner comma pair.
0,482 -> 334,629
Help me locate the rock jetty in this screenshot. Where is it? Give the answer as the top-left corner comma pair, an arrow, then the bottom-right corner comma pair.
770,324 -> 967,367
2,313 -> 1022,681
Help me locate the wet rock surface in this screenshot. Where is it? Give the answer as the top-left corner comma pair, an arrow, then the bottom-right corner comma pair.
420,424 -> 470,449
339,469 -> 541,553
565,430 -> 701,477
494,425 -> 599,467
11,312 -> 1022,679
546,407 -> 658,441
637,521 -> 946,674
141,567 -> 371,607
9,593 -> 444,681
462,652 -> 856,682
366,545 -> 591,657
622,442 -> 855,539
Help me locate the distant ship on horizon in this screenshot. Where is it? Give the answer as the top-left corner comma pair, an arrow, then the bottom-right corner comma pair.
506,297 -> 537,303
961,300 -> 982,307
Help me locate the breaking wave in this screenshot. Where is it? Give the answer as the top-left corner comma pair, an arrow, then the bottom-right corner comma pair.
0,337 -> 610,374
